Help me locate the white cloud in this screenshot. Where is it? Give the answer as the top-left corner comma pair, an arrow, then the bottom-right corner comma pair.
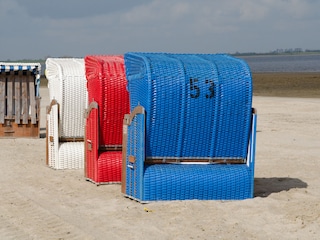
14,0 -> 149,19
238,1 -> 269,21
274,0 -> 312,18
0,0 -> 20,15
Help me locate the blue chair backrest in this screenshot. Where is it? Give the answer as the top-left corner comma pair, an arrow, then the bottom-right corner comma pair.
124,53 -> 252,159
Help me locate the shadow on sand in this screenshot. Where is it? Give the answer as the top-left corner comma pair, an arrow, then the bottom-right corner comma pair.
254,177 -> 308,197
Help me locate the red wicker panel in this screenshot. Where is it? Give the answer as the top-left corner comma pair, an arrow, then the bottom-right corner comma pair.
96,151 -> 122,183
85,55 -> 129,145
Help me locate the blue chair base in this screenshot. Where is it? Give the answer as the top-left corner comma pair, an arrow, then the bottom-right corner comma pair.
125,163 -> 253,202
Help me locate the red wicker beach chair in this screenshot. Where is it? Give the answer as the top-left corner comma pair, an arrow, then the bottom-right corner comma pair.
85,55 -> 129,184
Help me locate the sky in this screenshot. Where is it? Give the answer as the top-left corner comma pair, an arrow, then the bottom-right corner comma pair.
1,0 -> 319,60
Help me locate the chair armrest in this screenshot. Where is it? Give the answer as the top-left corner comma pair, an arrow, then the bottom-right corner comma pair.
247,108 -> 257,168
46,99 -> 58,115
122,105 -> 145,194
46,100 -> 59,166
85,101 -> 99,178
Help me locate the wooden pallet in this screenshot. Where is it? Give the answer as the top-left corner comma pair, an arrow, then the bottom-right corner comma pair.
0,71 -> 40,138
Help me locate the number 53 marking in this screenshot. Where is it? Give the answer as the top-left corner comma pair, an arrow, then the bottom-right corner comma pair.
189,78 -> 214,99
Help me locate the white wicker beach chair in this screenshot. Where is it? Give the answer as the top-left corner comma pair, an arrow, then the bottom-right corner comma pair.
45,58 -> 87,169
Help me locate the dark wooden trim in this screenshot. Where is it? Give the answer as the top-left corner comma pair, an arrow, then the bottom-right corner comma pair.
59,137 -> 84,142
125,105 -> 145,126
99,145 -> 122,151
145,157 -> 245,164
84,101 -> 98,119
46,99 -> 58,114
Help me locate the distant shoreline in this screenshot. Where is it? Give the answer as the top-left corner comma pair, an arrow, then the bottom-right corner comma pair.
40,72 -> 320,98
3,51 -> 320,62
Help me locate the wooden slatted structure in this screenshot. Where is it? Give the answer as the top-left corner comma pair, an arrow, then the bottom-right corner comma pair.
0,62 -> 41,138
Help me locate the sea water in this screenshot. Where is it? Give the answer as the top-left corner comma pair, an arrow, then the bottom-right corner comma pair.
239,54 -> 320,72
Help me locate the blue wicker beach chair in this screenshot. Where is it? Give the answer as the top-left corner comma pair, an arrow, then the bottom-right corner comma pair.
122,53 -> 257,202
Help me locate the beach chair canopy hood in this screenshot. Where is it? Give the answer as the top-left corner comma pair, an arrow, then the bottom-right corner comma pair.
125,53 -> 252,159
45,58 -> 87,138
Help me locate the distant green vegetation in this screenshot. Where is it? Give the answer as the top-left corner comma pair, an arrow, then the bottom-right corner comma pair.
232,49 -> 320,57
1,59 -> 45,64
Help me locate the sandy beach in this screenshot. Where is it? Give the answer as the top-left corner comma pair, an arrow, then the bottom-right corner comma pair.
0,73 -> 319,239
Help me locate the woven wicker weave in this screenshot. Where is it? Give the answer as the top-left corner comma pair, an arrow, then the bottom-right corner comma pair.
123,52 -> 257,202
84,55 -> 129,184
45,58 -> 87,169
